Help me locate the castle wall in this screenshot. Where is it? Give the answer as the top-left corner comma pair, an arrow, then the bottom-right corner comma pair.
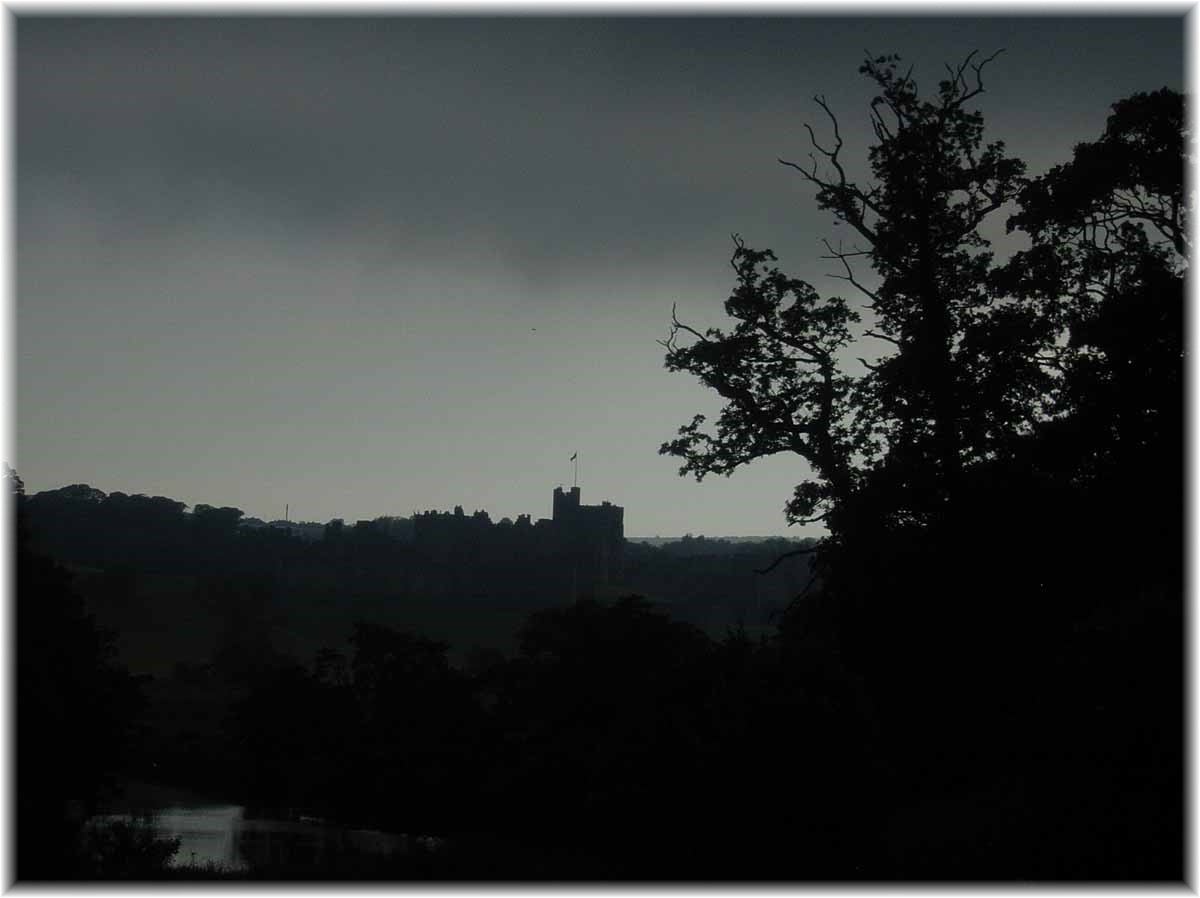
413,487 -> 624,593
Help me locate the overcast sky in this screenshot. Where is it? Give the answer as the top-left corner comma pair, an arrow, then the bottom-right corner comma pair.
16,15 -> 1183,536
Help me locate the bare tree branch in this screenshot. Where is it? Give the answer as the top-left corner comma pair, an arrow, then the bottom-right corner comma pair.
669,303 -> 709,344
865,329 -> 902,348
821,238 -> 880,303
779,95 -> 881,246
754,543 -> 822,575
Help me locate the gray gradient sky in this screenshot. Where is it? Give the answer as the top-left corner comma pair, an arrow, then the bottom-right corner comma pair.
16,15 -> 1183,536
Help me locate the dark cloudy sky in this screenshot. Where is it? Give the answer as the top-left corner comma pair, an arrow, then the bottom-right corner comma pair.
16,15 -> 1183,536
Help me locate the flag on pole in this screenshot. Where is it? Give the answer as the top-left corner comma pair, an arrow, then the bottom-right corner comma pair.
570,452 -> 577,461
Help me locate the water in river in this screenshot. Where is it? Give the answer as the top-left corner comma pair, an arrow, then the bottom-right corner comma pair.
89,803 -> 411,874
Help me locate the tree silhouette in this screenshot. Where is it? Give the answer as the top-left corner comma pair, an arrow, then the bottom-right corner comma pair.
999,88 -> 1185,500
13,471 -> 155,878
663,52 -> 1038,539
660,55 -> 1185,879
660,241 -> 860,525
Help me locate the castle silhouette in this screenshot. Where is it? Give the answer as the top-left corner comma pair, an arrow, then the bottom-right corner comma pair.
412,486 -> 624,597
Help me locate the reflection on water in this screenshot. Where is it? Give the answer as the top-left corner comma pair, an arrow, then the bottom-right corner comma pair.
158,806 -> 247,870
89,804 -> 412,874
89,805 -> 248,871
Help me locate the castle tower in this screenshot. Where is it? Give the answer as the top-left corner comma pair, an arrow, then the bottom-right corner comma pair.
552,485 -> 581,522
550,485 -> 624,591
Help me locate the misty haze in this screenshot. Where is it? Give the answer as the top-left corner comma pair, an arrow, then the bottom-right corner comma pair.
13,14 -> 1185,882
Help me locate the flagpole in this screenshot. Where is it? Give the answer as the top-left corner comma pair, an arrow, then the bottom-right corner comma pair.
573,453 -> 578,488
